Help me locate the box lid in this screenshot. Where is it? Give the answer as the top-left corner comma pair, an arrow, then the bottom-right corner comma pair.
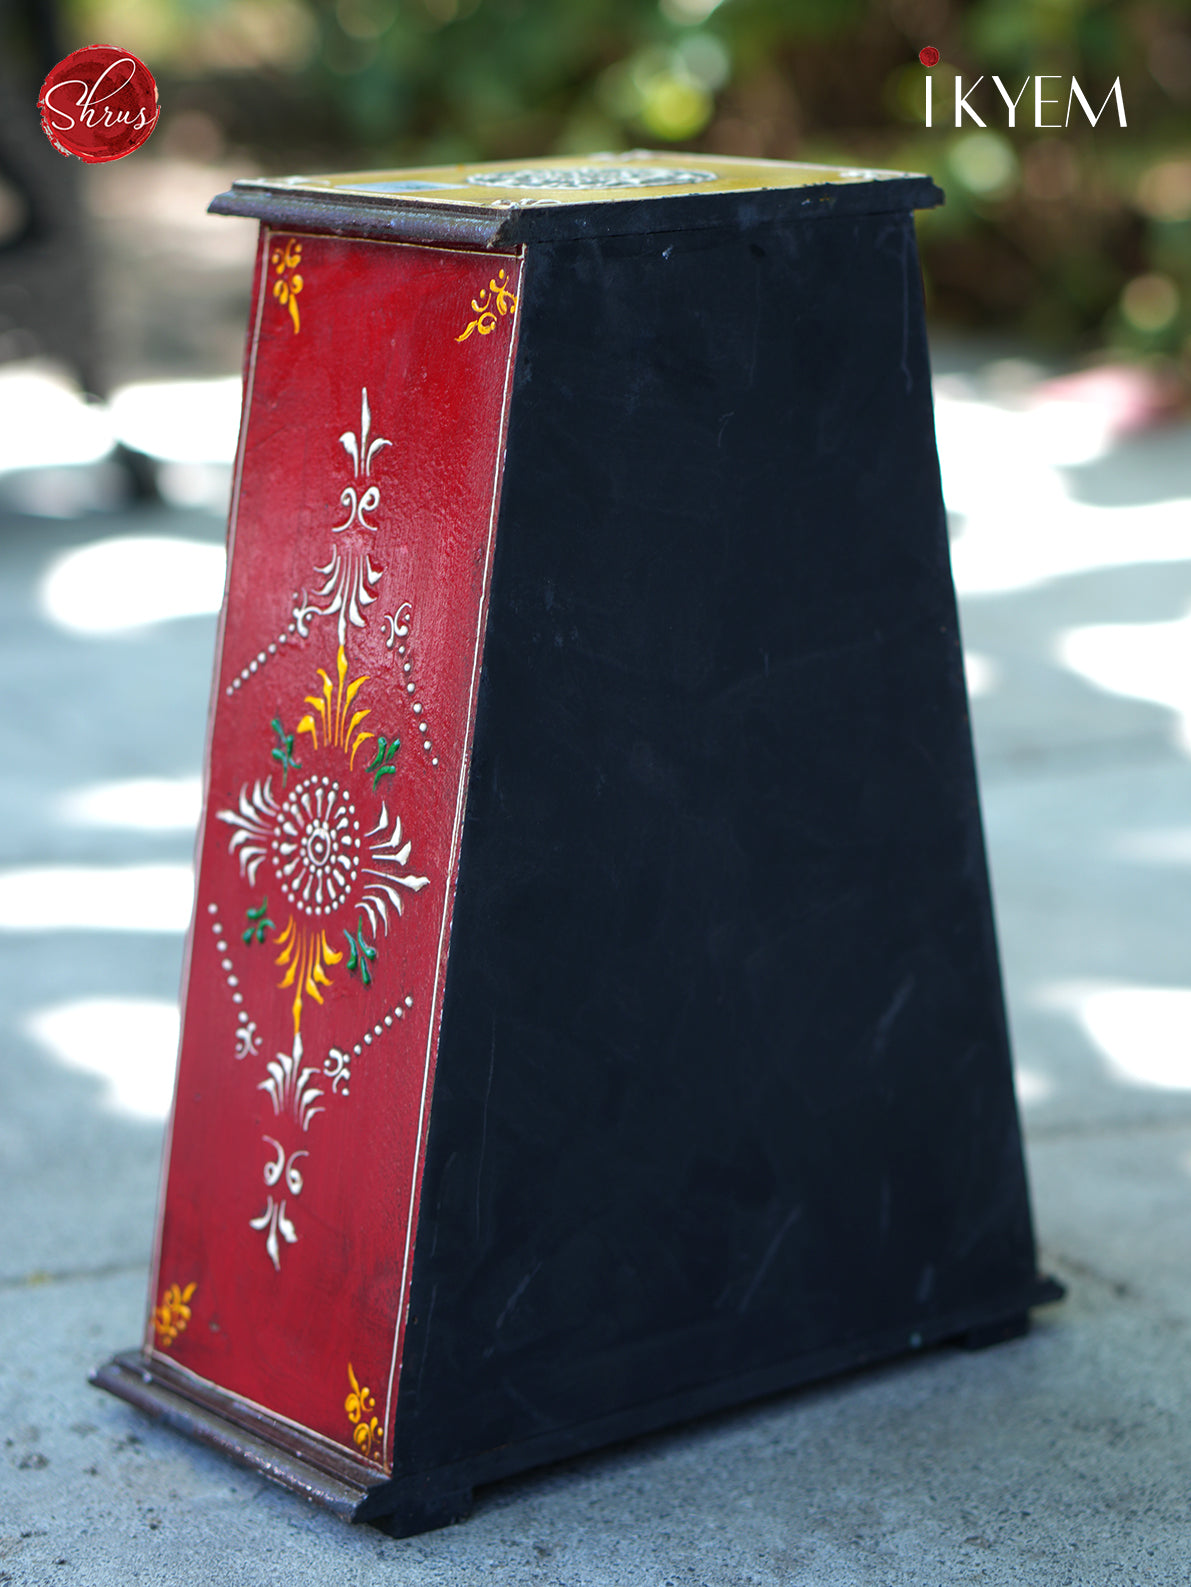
209,150 -> 943,249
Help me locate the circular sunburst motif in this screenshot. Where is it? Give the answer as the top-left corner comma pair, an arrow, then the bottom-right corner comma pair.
215,645 -> 432,1034
464,165 -> 717,190
272,774 -> 361,916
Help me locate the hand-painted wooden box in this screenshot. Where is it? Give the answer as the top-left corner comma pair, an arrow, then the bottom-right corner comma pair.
94,151 -> 1059,1537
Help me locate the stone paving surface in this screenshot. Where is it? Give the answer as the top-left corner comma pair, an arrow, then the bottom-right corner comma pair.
2,345 -> 1191,1583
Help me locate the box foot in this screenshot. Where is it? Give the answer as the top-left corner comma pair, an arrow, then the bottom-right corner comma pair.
956,1312 -> 1029,1350
371,1485 -> 474,1537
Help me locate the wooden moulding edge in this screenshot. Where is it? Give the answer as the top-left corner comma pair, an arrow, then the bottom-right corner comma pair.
90,1350 -> 384,1517
207,190 -> 511,249
207,177 -> 944,250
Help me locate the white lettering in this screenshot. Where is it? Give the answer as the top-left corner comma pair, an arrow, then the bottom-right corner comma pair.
955,74 -> 986,127
1035,75 -> 1061,128
41,78 -> 88,132
77,58 -> 137,128
990,76 -> 1030,128
1066,76 -> 1127,128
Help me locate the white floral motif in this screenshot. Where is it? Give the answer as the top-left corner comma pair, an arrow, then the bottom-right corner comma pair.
216,779 -> 279,886
338,387 -> 390,481
260,1033 -> 325,1131
234,1020 -> 260,1059
334,485 -> 381,532
357,802 -> 430,936
311,545 -> 383,645
217,778 -> 427,944
250,1196 -> 296,1269
250,1136 -> 306,1269
324,1047 -> 351,1095
292,590 -> 320,637
216,386 -> 440,1283
304,388 -> 392,644
224,390 -> 393,675
382,602 -> 411,650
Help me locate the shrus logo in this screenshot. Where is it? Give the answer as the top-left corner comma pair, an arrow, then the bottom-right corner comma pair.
38,44 -> 159,163
919,54 -> 1126,130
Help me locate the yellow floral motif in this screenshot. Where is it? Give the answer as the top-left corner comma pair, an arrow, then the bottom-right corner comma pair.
345,1362 -> 382,1461
153,1281 -> 196,1348
297,645 -> 375,769
456,268 -> 517,342
271,238 -> 303,334
275,918 -> 344,1035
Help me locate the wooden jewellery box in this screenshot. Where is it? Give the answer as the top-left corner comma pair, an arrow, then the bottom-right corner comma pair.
94,152 -> 1059,1537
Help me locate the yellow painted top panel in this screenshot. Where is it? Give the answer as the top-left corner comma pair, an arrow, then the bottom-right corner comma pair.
249,150 -> 921,211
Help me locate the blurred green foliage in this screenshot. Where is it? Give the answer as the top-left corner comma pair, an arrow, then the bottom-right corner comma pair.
62,0 -> 1191,358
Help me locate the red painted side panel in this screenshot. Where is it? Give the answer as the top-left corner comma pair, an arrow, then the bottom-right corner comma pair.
148,231 -> 521,1472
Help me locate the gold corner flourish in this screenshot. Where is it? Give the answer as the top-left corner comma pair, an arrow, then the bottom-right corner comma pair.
271,238 -> 303,334
153,1281 -> 196,1348
456,268 -> 517,342
345,1361 -> 382,1460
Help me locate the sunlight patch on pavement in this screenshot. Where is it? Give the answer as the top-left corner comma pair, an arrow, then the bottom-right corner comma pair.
0,864 -> 193,931
963,651 -> 1000,698
0,366 -> 113,472
58,776 -> 203,832
933,381 -> 1107,527
40,534 -> 226,634
933,385 -> 1191,597
1054,611 -> 1191,752
1114,826 -> 1191,865
1037,981 -> 1191,1091
25,996 -> 178,1121
949,496 -> 1191,597
109,377 -> 241,464
1014,1066 -> 1054,1106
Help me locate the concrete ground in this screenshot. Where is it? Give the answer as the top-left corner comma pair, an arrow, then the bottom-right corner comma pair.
2,335 -> 1191,1584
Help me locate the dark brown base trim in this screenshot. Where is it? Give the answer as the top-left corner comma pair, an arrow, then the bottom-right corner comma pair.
90,1352 -> 385,1518
94,1274 -> 1064,1536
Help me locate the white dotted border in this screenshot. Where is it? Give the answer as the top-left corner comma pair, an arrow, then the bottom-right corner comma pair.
358,993 -> 413,1054
225,623 -> 295,696
207,901 -> 261,1056
207,902 -> 246,1004
224,594 -> 321,697
384,604 -> 438,766
323,994 -> 416,1097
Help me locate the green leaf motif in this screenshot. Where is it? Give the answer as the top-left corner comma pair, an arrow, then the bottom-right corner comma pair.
365,733 -> 401,790
344,919 -> 378,987
270,717 -> 301,785
244,898 -> 275,946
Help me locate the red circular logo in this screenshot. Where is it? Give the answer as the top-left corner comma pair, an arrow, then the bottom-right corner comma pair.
38,45 -> 159,164
918,45 -> 941,67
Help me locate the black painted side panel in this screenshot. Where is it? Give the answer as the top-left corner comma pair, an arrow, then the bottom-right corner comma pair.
392,209 -> 1035,1477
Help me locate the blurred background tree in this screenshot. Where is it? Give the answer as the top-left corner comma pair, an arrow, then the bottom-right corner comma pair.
45,0 -> 1191,363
